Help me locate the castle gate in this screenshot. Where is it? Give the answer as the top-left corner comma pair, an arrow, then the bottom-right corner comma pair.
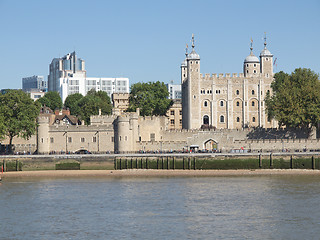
204,139 -> 218,151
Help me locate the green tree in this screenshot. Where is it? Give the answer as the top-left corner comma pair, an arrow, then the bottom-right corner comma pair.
76,89 -> 112,124
265,68 -> 320,129
36,91 -> 62,111
0,90 -> 40,153
64,93 -> 84,115
127,81 -> 172,116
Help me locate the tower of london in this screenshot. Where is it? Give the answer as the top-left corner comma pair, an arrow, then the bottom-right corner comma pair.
181,34 -> 277,130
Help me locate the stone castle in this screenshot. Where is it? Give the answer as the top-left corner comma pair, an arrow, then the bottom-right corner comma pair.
181,34 -> 277,130
3,35 -> 320,154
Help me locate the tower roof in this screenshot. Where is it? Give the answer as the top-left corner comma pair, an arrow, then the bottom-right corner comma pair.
244,39 -> 260,63
187,34 -> 200,60
260,33 -> 273,57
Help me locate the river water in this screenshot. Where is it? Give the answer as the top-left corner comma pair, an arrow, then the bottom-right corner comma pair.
1,175 -> 320,240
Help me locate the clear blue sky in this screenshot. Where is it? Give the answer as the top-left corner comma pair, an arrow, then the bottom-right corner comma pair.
0,0 -> 319,89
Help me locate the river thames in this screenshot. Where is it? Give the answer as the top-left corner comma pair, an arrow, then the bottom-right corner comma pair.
1,175 -> 320,239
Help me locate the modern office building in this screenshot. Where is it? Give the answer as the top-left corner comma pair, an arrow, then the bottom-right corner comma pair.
166,83 -> 181,99
22,75 -> 47,92
48,52 -> 129,102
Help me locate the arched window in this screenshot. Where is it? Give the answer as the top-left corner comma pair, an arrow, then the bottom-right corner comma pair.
236,101 -> 240,107
220,101 -> 224,107
252,117 -> 256,122
203,115 -> 209,125
236,117 -> 240,122
254,70 -> 256,73
236,90 -> 239,95
204,101 -> 208,107
252,101 -> 255,107
220,115 -> 224,123
252,90 -> 255,95
267,90 -> 270,95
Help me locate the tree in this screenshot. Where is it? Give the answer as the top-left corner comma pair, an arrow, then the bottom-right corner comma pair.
64,93 -> 84,115
36,91 -> 62,111
127,81 -> 172,116
265,68 -> 320,129
0,90 -> 40,153
74,90 -> 112,125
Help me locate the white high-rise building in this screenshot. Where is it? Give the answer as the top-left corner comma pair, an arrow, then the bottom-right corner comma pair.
48,52 -> 129,102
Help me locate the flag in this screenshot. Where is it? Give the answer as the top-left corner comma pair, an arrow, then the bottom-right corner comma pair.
273,57 -> 277,66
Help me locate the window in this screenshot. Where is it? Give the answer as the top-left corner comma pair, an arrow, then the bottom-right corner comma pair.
204,101 -> 208,107
68,137 -> 72,143
236,101 -> 240,107
81,137 -> 85,143
150,133 -> 155,141
93,136 -> 97,142
267,90 -> 270,95
179,110 -> 182,115
125,136 -> 127,141
266,58 -> 269,61
170,110 -> 174,115
254,70 -> 256,73
220,115 -> 225,123
179,119 -> 182,124
236,90 -> 239,95
252,101 -> 255,106
203,115 -> 209,125
139,136 -> 141,142
252,117 -> 256,122
50,137 -> 54,143
41,138 -> 44,143
252,90 -> 255,95
247,70 -> 249,73
170,119 -> 175,125
254,64 -> 256,67
237,117 -> 240,122
196,61 -> 198,64
111,137 -> 114,142
220,101 -> 224,107
247,64 -> 249,67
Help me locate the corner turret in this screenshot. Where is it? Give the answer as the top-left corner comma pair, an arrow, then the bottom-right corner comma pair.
260,33 -> 273,78
243,39 -> 260,77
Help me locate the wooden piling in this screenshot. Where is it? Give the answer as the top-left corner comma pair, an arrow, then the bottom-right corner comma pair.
188,157 -> 191,170
157,158 -> 159,169
290,155 -> 293,169
131,158 -> 133,169
259,154 -> 262,168
312,156 -> 315,170
114,158 -> 117,170
194,157 -> 196,170
162,157 -> 164,169
173,157 -> 175,170
183,157 -> 185,170
136,158 -> 138,169
140,158 -> 143,169
125,159 -> 128,169
167,156 -> 169,170
119,158 -> 122,170
146,158 -> 148,169
270,153 -> 273,168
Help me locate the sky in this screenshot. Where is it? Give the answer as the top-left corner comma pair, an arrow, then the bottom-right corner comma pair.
0,0 -> 319,89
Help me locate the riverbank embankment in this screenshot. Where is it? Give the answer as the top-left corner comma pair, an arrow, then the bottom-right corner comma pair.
1,169 -> 320,179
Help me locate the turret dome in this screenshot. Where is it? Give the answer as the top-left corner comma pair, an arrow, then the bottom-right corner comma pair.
188,49 -> 200,60
244,52 -> 260,63
181,59 -> 187,66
